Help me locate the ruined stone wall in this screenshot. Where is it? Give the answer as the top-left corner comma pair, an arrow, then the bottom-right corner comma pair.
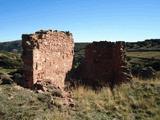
22,30 -> 74,88
82,41 -> 132,88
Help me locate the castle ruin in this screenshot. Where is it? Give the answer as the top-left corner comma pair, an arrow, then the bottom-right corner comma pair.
81,41 -> 132,89
22,30 -> 74,88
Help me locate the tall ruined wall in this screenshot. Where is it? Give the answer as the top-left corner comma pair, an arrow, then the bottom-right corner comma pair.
82,41 -> 132,89
22,30 -> 74,88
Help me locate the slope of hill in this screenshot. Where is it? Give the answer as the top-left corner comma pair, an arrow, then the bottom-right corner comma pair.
0,39 -> 160,53
0,40 -> 21,52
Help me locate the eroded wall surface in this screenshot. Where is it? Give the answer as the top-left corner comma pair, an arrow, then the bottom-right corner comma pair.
82,41 -> 132,88
22,30 -> 74,88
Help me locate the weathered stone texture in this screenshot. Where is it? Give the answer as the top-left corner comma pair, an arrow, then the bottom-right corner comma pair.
81,41 -> 132,88
22,30 -> 74,88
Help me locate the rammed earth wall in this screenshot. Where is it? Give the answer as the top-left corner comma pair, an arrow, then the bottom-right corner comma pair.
81,41 -> 132,88
22,30 -> 74,88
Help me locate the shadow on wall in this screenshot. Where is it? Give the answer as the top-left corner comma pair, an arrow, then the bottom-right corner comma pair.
66,41 -> 132,90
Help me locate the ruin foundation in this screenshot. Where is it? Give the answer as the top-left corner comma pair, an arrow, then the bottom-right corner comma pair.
22,30 -> 74,88
81,41 -> 132,88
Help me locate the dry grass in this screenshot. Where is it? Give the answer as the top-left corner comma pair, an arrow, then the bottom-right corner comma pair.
0,77 -> 160,120
71,77 -> 160,120
127,51 -> 160,59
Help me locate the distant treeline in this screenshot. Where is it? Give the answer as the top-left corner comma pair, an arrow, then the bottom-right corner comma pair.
0,39 -> 160,53
126,39 -> 160,51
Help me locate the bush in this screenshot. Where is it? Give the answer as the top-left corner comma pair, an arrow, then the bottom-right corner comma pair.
0,72 -> 13,84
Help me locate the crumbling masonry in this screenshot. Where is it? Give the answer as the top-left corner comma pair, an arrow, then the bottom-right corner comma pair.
81,41 -> 132,89
22,30 -> 74,88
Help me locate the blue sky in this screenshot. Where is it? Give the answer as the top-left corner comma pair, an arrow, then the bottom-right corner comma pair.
0,0 -> 160,42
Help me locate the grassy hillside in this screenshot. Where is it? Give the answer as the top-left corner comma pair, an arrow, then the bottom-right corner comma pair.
127,51 -> 160,73
0,51 -> 22,74
0,40 -> 21,52
0,40 -> 160,120
127,51 -> 160,60
0,77 -> 160,120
